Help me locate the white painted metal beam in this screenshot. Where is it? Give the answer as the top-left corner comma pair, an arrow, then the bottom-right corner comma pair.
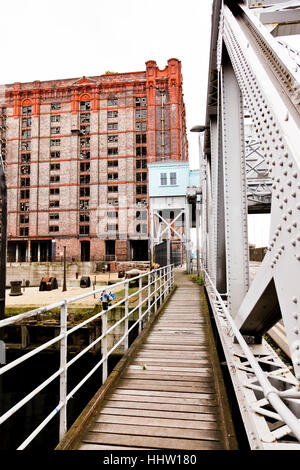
222,2 -> 300,379
220,54 -> 250,317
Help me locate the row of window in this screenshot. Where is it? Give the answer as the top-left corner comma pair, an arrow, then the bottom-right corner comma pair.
21,134 -> 147,149
20,134 -> 146,153
20,224 -> 151,236
21,148 -> 144,160
20,212 -> 147,235
21,211 -> 146,222
21,162 -> 145,180
20,97 -> 145,117
19,175 -> 147,191
21,151 -> 145,163
20,119 -> 146,138
106,197 -> 147,207
20,169 -> 148,187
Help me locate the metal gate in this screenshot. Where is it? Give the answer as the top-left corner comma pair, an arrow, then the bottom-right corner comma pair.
154,241 -> 182,267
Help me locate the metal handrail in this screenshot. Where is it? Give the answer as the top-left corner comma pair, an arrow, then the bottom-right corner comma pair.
203,267 -> 300,442
0,264 -> 174,450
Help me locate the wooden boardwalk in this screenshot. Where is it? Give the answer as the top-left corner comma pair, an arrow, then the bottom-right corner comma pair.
58,269 -> 237,450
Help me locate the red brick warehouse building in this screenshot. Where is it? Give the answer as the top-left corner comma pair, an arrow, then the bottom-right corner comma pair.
0,58 -> 188,263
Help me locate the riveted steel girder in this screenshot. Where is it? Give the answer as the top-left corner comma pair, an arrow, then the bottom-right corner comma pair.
202,0 -> 300,449
221,2 -> 300,380
220,53 -> 250,317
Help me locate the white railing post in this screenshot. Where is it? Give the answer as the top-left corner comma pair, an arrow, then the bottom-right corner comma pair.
59,300 -> 68,441
147,272 -> 151,319
124,281 -> 129,351
154,271 -> 158,312
102,309 -> 108,383
138,276 -> 142,334
163,267 -> 167,300
160,268 -> 163,304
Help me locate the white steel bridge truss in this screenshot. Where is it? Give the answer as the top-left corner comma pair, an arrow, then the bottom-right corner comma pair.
202,0 -> 300,449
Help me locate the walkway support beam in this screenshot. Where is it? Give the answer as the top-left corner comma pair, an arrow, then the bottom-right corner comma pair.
220,52 -> 250,317
201,0 -> 300,449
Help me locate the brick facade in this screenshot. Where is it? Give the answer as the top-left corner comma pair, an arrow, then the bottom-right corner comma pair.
0,59 -> 188,263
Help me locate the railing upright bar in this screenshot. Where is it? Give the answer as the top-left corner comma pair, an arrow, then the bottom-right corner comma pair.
102,310 -> 108,383
147,272 -> 151,320
160,268 -> 163,303
124,281 -> 129,351
59,300 -> 68,441
138,277 -> 142,334
154,271 -> 158,312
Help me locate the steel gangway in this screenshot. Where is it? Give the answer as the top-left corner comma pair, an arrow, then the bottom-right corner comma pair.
0,266 -> 237,450
197,0 -> 300,450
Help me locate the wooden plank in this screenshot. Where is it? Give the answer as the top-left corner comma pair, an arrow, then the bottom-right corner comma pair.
137,348 -> 209,354
98,408 -> 217,421
153,327 -> 206,331
135,351 -> 210,359
88,423 -> 222,442
106,393 -> 217,406
115,385 -> 213,394
117,380 -> 214,393
128,365 -> 213,373
154,329 -> 206,332
134,357 -> 210,363
82,432 -> 223,450
127,364 -> 212,374
156,322 -> 204,324
157,319 -> 204,322
155,322 -> 205,326
133,356 -> 210,362
122,373 -> 213,382
146,333 -> 206,336
110,388 -> 216,399
95,414 -> 221,430
141,344 -> 207,350
132,359 -> 210,367
102,400 -> 216,413
78,443 -> 149,450
145,333 -> 206,337
156,318 -> 205,321
144,339 -> 209,344
145,337 -> 208,343
145,335 -> 208,339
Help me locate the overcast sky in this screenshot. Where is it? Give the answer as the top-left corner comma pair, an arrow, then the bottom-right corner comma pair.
2,0 -> 299,168
1,0 -> 214,168
2,0 -> 300,246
